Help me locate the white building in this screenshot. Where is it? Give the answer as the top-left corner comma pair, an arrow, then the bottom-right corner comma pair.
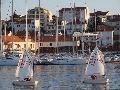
59,6 -> 90,24
97,25 -> 114,46
66,19 -> 87,36
27,7 -> 53,30
2,35 -> 36,52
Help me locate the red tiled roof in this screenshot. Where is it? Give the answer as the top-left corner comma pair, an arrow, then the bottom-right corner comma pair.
2,36 -> 25,42
97,25 -> 113,31
37,36 -> 72,42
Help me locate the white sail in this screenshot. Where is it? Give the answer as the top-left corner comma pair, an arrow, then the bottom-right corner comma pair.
15,50 -> 33,80
85,46 -> 105,75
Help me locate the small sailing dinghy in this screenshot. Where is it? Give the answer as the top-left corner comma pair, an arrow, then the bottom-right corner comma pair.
13,50 -> 38,86
83,46 -> 109,84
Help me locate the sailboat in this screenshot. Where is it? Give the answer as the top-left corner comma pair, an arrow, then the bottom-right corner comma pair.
13,0 -> 38,86
83,46 -> 109,84
13,50 -> 38,86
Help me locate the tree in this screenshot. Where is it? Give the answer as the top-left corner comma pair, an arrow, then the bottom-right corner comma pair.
41,28 -> 46,33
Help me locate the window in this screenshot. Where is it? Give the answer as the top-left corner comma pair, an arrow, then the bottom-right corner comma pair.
58,26 -> 61,29
52,27 -> 54,29
40,43 -> 41,46
107,37 -> 109,39
40,43 -> 43,46
50,43 -> 52,46
17,25 -> 20,27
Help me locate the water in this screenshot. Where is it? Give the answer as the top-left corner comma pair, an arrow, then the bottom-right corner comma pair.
0,63 -> 120,90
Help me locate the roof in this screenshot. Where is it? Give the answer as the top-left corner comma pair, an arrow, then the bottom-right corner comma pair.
109,18 -> 120,22
90,11 -> 109,16
2,36 -> 25,42
97,25 -> 114,31
7,19 -> 32,24
59,7 -> 86,12
37,36 -> 73,42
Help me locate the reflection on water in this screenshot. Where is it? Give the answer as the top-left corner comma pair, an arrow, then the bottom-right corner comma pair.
0,63 -> 120,90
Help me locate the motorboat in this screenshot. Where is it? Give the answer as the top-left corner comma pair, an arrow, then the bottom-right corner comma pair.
0,56 -> 19,66
50,56 -> 86,65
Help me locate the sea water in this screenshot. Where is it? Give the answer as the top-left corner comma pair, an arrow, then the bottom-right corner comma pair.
0,63 -> 120,90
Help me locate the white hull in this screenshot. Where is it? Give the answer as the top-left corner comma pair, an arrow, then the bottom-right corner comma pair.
83,78 -> 109,84
13,80 -> 38,86
51,57 -> 86,65
0,57 -> 19,66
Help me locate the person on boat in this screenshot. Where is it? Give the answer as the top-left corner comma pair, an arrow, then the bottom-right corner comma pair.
102,75 -> 105,78
91,75 -> 98,80
24,77 -> 31,81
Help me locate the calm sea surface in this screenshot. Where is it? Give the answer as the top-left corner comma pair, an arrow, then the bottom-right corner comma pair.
0,63 -> 120,90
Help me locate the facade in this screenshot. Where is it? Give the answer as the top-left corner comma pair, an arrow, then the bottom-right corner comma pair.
66,19 -> 87,36
2,35 -> 36,52
97,25 -> 114,46
37,35 -> 76,53
27,7 -> 52,31
59,6 -> 90,23
7,19 -> 35,33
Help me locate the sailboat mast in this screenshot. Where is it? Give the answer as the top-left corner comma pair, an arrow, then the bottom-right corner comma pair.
34,9 -> 36,55
38,0 -> 40,54
71,3 -> 74,54
94,9 -> 97,46
56,6 -> 58,54
0,0 -> 2,53
63,8 -> 65,47
11,0 -> 14,55
25,0 -> 28,51
80,9 -> 84,55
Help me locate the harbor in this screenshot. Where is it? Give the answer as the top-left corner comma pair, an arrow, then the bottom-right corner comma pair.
0,0 -> 120,90
0,63 -> 120,90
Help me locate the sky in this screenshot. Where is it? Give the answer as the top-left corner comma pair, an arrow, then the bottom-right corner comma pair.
1,0 -> 120,20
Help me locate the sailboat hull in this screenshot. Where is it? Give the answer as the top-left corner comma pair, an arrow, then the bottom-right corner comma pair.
13,80 -> 38,86
83,78 -> 109,84
0,57 -> 19,66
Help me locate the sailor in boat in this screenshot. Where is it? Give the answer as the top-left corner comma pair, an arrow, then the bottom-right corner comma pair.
24,77 -> 31,81
91,75 -> 98,80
